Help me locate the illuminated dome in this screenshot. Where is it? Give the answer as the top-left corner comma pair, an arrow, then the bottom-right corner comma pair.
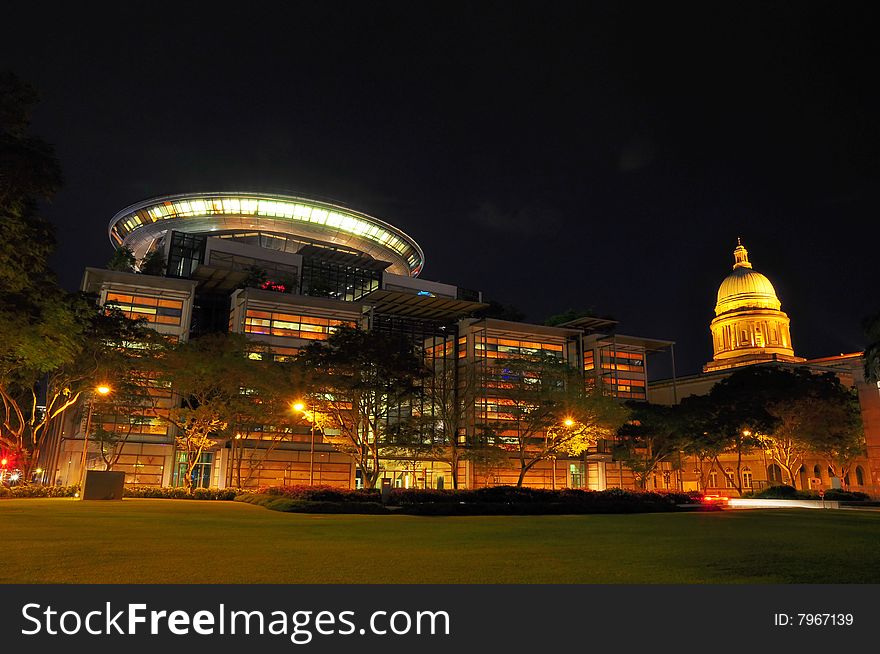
704,239 -> 802,372
108,192 -> 424,277
714,241 -> 781,315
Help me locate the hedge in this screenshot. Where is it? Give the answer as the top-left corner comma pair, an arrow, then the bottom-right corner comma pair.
743,485 -> 870,501
0,485 -> 79,499
234,486 -> 702,515
237,494 -> 388,514
123,487 -> 239,500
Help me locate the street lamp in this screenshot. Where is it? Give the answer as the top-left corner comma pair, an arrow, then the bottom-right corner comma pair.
292,400 -> 316,486
546,417 -> 576,490
79,384 -> 111,491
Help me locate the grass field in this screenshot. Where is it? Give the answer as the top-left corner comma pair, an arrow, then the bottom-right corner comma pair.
2,498 -> 878,584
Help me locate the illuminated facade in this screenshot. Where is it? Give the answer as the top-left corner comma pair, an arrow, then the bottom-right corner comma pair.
110,192 -> 424,276
50,191 -> 674,491
704,240 -> 803,372
650,240 -> 880,497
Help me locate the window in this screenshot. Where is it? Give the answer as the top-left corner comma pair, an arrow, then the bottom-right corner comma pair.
742,467 -> 753,489
569,463 -> 584,489
767,463 -> 783,483
725,468 -> 734,488
708,470 -> 718,488
856,466 -> 865,486
813,465 -> 822,480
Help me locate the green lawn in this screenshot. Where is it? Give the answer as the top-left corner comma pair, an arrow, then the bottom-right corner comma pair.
2,498 -> 878,584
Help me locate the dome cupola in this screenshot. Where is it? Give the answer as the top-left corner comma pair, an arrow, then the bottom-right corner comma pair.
704,239 -> 802,372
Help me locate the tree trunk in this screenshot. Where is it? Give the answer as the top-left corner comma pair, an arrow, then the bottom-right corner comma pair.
449,456 -> 459,489
782,463 -> 798,489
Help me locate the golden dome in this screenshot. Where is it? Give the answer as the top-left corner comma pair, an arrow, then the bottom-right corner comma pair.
714,240 -> 781,315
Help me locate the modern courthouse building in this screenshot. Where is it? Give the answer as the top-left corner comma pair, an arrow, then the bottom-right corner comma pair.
46,192 -> 879,495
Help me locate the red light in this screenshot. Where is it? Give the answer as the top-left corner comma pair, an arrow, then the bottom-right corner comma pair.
701,494 -> 730,503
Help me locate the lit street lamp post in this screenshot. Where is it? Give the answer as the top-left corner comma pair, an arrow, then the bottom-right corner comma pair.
79,384 -> 111,491
293,400 -> 317,485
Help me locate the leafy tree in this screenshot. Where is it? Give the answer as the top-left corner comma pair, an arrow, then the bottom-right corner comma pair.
472,299 -> 526,322
138,249 -> 166,276
156,333 -> 261,493
543,308 -> 614,327
295,326 -> 428,488
680,366 -> 866,494
2,294 -> 163,478
615,402 -> 687,490
486,353 -> 628,486
226,358 -> 308,488
0,72 -> 62,295
0,72 -> 79,475
802,379 -> 865,486
241,265 -> 268,289
107,246 -> 136,273
415,343 -> 480,489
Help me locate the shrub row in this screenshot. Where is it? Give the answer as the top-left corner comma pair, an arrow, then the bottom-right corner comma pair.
743,485 -> 870,501
234,486 -> 702,515
0,485 -> 79,499
391,486 -> 700,506
123,487 -> 239,500
237,494 -> 388,514
254,485 -> 381,502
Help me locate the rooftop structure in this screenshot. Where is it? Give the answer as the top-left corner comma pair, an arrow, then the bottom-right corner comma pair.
109,192 -> 425,277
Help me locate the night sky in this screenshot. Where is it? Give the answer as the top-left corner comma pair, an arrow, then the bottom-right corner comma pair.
3,2 -> 878,378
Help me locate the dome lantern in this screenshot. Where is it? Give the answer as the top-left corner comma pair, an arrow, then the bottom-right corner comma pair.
732,237 -> 752,269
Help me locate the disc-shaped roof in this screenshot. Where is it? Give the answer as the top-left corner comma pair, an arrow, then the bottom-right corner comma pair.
108,192 -> 424,277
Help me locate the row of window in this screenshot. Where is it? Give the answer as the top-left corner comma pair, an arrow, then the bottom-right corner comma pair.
475,338 -> 564,360
584,349 -> 645,372
105,292 -> 184,326
243,309 -> 354,340
703,465 -> 868,488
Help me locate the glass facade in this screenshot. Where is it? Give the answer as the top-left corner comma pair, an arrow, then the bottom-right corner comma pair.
105,292 -> 184,327
585,346 -> 647,400
244,309 -> 353,341
300,256 -> 382,301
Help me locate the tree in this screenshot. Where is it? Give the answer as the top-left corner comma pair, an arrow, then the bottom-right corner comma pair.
157,333 -> 261,493
0,72 -> 62,296
802,379 -> 865,486
676,368 -> 785,496
0,73 -> 79,476
1,293 -> 164,479
678,394 -> 728,491
138,249 -> 166,276
226,359 -> 308,488
679,366 -> 866,494
615,402 -> 686,490
472,299 -> 526,322
295,326 -> 428,488
543,308 -> 614,327
486,353 -> 628,487
107,246 -> 136,273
